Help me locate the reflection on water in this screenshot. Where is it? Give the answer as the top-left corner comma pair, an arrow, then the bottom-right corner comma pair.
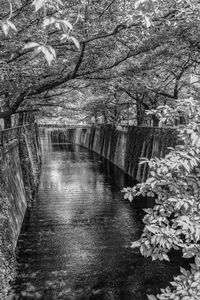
10,134 -> 182,300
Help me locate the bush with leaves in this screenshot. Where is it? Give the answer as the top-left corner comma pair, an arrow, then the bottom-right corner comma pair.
1,0 -> 79,65
123,98 -> 200,299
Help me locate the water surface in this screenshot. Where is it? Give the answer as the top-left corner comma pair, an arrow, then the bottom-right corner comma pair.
10,134 -> 182,299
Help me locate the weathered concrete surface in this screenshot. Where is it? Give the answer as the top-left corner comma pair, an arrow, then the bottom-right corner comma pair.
50,125 -> 177,182
0,123 -> 41,299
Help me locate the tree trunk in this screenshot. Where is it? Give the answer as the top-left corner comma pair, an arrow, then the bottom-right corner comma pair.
152,115 -> 159,127
3,94 -> 12,129
4,116 -> 12,129
136,104 -> 145,125
103,111 -> 108,124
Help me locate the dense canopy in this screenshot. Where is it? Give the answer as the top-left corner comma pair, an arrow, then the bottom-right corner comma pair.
1,0 -> 200,124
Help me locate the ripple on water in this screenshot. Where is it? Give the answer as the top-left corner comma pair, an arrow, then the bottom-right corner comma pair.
9,136 -> 183,300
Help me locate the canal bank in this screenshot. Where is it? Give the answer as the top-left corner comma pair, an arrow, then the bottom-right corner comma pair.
49,125 -> 177,182
9,134 -> 184,300
0,123 -> 41,299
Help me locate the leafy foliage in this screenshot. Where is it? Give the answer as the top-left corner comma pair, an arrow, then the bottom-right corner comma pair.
2,0 -> 200,125
1,0 -> 78,64
123,98 -> 200,299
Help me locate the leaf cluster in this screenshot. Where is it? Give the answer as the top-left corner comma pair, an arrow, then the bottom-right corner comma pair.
123,97 -> 200,299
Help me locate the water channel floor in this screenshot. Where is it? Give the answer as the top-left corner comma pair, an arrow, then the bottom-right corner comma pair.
10,135 -> 182,300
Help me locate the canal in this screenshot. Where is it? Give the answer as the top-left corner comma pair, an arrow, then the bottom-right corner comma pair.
9,133 -> 182,299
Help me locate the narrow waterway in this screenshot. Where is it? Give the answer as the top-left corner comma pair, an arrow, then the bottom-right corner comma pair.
10,133 -> 181,300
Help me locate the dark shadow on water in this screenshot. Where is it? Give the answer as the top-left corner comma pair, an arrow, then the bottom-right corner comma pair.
9,137 -> 188,300
52,142 -> 75,152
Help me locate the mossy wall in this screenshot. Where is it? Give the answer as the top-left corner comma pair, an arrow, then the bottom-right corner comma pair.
49,125 -> 177,182
0,123 -> 41,299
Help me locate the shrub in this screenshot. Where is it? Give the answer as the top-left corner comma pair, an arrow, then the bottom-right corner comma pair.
123,98 -> 200,299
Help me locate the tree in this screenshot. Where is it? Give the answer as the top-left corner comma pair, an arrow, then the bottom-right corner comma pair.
0,0 -> 135,125
2,0 -> 200,128
80,82 -> 135,124
123,98 -> 200,299
0,0 -> 81,125
82,0 -> 200,125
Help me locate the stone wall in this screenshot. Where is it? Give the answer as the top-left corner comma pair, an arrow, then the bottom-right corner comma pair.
50,125 -> 177,182
0,123 -> 41,299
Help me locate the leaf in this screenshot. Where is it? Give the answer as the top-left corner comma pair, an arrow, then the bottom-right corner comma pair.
191,281 -> 199,288
183,251 -> 195,258
163,253 -> 170,262
69,36 -> 80,49
59,20 -> 73,32
128,193 -> 133,202
180,267 -> 189,276
1,22 -> 9,36
1,20 -> 17,36
146,177 -> 156,184
47,45 -> 56,58
23,42 -> 40,50
43,17 -> 56,28
147,295 -> 157,300
43,50 -> 54,66
143,208 -> 153,213
195,256 -> 200,267
134,0 -> 148,9
138,160 -> 148,165
131,240 -> 140,248
55,22 -> 61,30
144,15 -> 151,28
32,0 -> 46,12
7,20 -> 17,32
60,33 -> 69,41
146,225 -> 159,234
40,45 -> 56,65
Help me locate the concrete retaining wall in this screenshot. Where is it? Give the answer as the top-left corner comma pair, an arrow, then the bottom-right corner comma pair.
0,123 -> 41,299
50,125 -> 177,182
